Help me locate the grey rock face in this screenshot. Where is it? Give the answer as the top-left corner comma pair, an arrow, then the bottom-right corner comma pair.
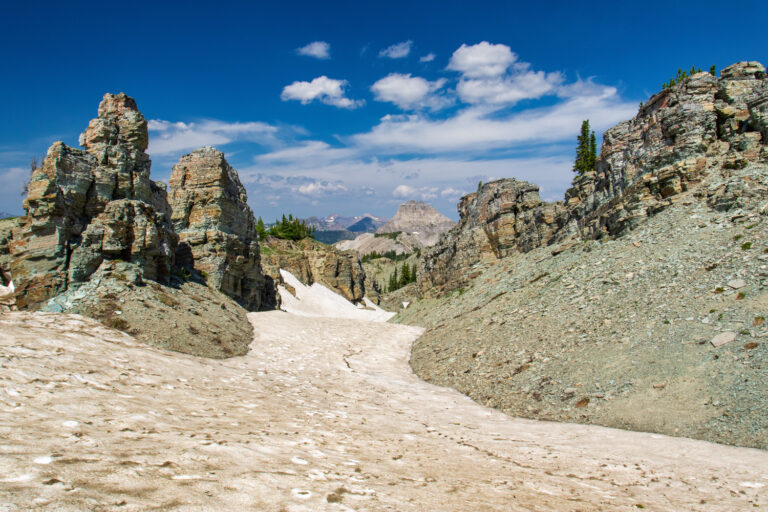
168,147 -> 273,311
9,93 -> 177,309
420,61 -> 768,295
377,201 -> 455,247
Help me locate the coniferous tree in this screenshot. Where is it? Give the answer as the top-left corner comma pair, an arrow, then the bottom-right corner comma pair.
256,217 -> 267,239
574,120 -> 596,175
400,262 -> 410,287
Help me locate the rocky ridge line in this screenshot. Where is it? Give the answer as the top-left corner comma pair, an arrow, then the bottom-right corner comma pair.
420,61 -> 768,295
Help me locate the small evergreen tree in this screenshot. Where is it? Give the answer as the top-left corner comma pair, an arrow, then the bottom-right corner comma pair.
710,65 -> 716,76
573,120 -> 597,175
256,217 -> 267,239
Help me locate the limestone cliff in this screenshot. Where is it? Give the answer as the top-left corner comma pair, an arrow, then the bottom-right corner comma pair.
169,147 -> 274,311
9,93 -> 177,309
260,237 -> 365,303
420,61 -> 768,295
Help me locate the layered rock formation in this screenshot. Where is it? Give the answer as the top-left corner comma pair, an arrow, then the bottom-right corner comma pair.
0,93 -> 272,357
169,147 -> 274,311
337,201 -> 454,257
260,237 -> 365,303
9,93 -> 176,309
378,201 -> 455,247
420,61 -> 768,295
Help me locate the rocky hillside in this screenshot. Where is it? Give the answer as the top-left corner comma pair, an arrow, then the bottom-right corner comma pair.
260,237 -> 366,303
399,61 -> 768,448
0,93 -> 275,357
420,61 -> 768,295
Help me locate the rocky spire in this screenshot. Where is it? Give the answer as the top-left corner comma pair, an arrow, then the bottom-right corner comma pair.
9,93 -> 176,309
169,147 -> 274,311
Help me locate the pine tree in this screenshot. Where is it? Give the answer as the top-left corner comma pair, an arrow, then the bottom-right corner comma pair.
400,262 -> 410,287
574,120 -> 596,175
256,217 -> 267,239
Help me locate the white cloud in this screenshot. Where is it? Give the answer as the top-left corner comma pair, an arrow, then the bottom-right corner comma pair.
393,184 -> 438,200
256,140 -> 356,164
447,42 -> 517,78
440,187 -> 465,198
353,83 -> 634,153
147,119 -> 278,155
295,181 -> 348,196
457,70 -> 564,105
370,73 -> 448,110
419,53 -> 436,63
297,41 -> 331,59
379,41 -> 413,59
281,76 -> 364,109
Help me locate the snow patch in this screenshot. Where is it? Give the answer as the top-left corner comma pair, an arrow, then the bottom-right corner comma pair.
278,269 -> 395,322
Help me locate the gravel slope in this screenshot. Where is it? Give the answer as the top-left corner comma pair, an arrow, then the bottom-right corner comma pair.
400,187 -> 768,449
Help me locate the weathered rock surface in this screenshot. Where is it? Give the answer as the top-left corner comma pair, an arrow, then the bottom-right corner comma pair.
2,93 -> 257,358
169,147 -> 273,311
8,93 -> 176,309
377,200 -> 455,247
260,237 -> 365,303
420,180 -> 568,294
335,231 -> 421,257
420,62 -> 768,295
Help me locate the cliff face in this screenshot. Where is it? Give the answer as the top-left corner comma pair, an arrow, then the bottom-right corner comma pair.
420,61 -> 768,295
169,147 -> 274,311
260,237 -> 366,303
9,93 -> 177,309
377,200 -> 455,247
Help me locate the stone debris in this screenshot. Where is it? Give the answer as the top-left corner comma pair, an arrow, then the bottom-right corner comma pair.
727,278 -> 747,289
711,331 -> 738,347
398,63 -> 768,451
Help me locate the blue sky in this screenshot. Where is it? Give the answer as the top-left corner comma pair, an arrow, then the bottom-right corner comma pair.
1,0 -> 766,220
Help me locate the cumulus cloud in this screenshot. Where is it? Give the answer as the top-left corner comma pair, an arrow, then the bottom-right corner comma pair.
419,53 -> 436,63
281,76 -> 364,109
379,40 -> 413,59
296,41 -> 331,59
370,73 -> 448,110
295,180 -> 348,196
147,119 -> 278,155
457,70 -> 564,105
447,42 -> 517,78
392,184 -> 438,200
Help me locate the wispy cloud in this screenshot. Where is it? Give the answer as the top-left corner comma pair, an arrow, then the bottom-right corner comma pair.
379,40 -> 413,59
296,41 -> 331,59
147,119 -> 278,155
353,84 -> 634,153
419,53 -> 436,63
281,76 -> 364,109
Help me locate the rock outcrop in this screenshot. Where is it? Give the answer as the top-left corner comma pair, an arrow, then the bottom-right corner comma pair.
260,237 -> 365,303
336,201 -> 454,257
377,201 -> 455,247
420,61 -> 768,295
9,93 -> 176,309
169,147 -> 274,311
